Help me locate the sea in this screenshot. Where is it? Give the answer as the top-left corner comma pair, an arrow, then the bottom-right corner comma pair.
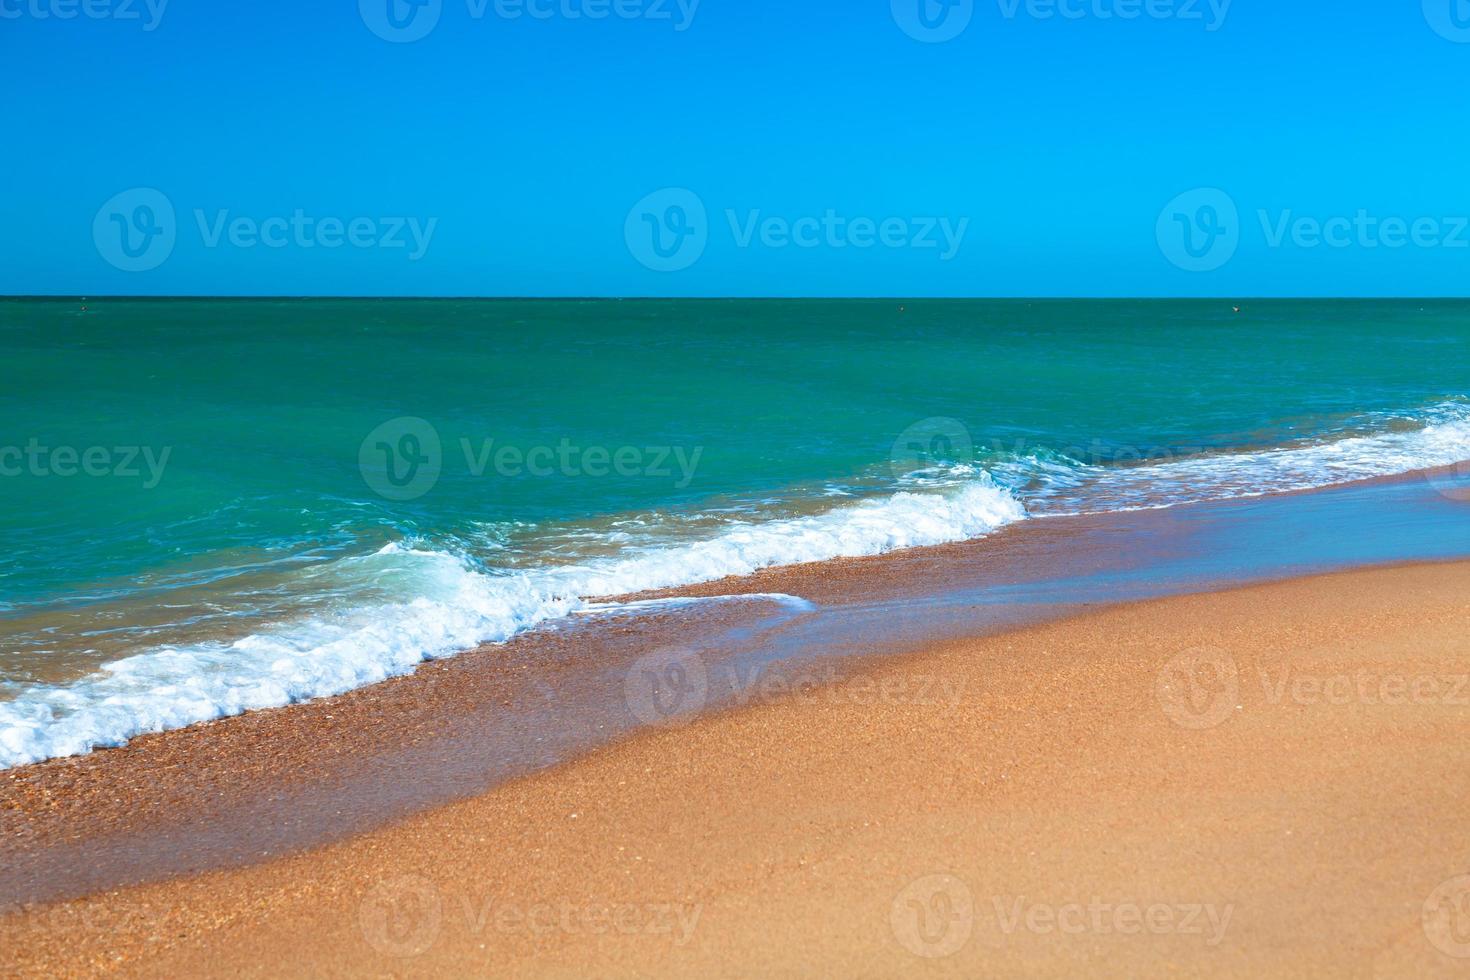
2,297 -> 1468,768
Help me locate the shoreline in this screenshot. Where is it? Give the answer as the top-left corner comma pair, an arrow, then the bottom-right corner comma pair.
6,559 -> 1470,975
5,465 -> 1470,910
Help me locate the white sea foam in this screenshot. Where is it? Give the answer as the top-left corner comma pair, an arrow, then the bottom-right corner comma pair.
5,406 -> 1469,770
576,593 -> 818,615
1027,402 -> 1470,516
0,479 -> 1025,768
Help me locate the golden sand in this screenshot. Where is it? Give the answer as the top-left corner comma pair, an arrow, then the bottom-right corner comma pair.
6,561 -> 1470,977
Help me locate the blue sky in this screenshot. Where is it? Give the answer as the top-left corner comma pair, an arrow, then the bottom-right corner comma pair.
4,0 -> 1469,296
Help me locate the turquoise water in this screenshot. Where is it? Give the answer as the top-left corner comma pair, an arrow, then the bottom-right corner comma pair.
2,298 -> 1470,766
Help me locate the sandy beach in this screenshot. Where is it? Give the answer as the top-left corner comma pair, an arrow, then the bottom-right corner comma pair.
6,558 -> 1470,977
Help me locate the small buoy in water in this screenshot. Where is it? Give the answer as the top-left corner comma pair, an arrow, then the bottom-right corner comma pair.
1232,306 -> 1241,314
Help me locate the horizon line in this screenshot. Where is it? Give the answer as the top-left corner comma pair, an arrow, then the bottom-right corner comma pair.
6,295 -> 1470,303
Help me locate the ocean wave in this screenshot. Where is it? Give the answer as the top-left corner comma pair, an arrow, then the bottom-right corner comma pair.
0,478 -> 1025,768
4,404 -> 1468,769
1022,400 -> 1470,515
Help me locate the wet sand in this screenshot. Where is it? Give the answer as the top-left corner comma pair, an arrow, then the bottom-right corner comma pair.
6,560 -> 1470,977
